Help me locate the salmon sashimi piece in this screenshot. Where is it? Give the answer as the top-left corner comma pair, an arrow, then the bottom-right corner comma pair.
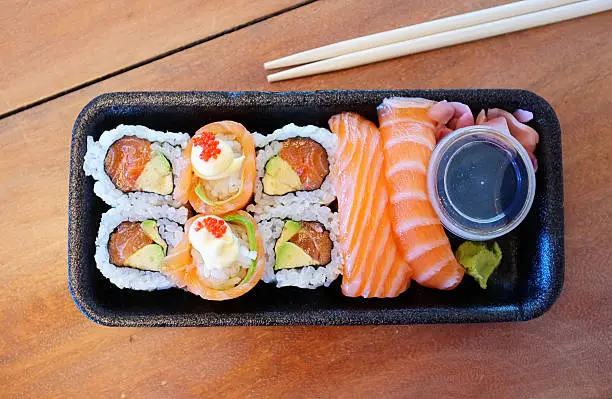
161,211 -> 264,300
278,137 -> 330,190
108,221 -> 154,266
188,121 -> 257,215
378,97 -> 464,290
104,136 -> 152,192
329,112 -> 412,298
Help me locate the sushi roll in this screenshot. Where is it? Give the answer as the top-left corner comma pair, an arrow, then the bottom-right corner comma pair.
83,125 -> 191,207
256,205 -> 341,289
94,205 -> 188,291
175,121 -> 257,216
161,211 -> 265,300
248,124 -> 337,214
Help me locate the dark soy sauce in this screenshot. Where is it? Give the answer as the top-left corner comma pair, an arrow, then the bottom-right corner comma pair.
443,141 -> 529,230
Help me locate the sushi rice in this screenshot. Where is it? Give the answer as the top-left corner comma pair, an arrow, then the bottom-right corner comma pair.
83,124 -> 190,208
95,204 -> 188,291
248,124 -> 337,215
255,205 -> 342,289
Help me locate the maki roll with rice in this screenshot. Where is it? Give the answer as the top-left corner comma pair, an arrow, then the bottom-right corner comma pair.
249,124 -> 337,214
161,211 -> 264,300
95,205 -> 188,290
256,205 -> 341,289
263,138 -> 329,195
84,125 -> 190,207
175,121 -> 257,216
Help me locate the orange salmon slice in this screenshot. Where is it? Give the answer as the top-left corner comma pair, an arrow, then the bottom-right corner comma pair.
378,97 -> 464,290
329,112 -> 412,298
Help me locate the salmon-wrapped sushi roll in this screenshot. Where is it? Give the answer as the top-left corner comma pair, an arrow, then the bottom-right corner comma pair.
174,121 -> 257,216
83,125 -> 191,207
94,205 -> 188,291
161,211 -> 264,300
248,124 -> 337,215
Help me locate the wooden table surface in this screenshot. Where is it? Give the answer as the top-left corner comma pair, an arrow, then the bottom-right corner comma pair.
1,0 -> 611,397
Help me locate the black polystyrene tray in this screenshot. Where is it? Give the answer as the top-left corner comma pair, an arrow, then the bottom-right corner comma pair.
68,90 -> 564,326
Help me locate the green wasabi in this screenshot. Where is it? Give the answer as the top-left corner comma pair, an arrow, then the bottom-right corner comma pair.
455,241 -> 502,289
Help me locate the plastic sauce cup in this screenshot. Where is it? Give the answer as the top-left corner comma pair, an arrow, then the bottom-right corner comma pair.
427,126 -> 536,240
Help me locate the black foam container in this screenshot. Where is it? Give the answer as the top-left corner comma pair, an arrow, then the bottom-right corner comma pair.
68,90 -> 564,326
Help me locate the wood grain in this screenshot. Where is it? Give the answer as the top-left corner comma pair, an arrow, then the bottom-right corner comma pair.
0,0 -> 304,116
1,0 -> 611,397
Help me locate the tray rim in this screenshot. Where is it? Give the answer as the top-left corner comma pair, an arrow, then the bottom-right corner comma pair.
68,89 -> 565,327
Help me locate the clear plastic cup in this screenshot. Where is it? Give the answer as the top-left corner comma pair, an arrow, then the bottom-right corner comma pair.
427,125 -> 536,240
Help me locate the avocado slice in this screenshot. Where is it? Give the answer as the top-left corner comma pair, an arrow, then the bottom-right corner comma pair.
135,152 -> 173,195
124,244 -> 165,271
262,156 -> 301,195
140,220 -> 167,253
275,220 -> 301,250
274,242 -> 319,271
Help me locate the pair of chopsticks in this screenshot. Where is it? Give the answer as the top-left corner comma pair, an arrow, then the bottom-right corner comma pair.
265,0 -> 611,82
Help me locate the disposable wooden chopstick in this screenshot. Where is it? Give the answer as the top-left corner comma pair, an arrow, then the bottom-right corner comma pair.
267,0 -> 611,83
264,0 -> 580,70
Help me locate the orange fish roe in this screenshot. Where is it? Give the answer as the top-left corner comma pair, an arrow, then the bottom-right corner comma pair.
192,131 -> 221,161
194,217 -> 228,238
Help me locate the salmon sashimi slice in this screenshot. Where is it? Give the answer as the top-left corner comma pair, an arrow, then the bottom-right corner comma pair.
329,112 -> 412,298
378,97 -> 464,290
161,211 -> 264,301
